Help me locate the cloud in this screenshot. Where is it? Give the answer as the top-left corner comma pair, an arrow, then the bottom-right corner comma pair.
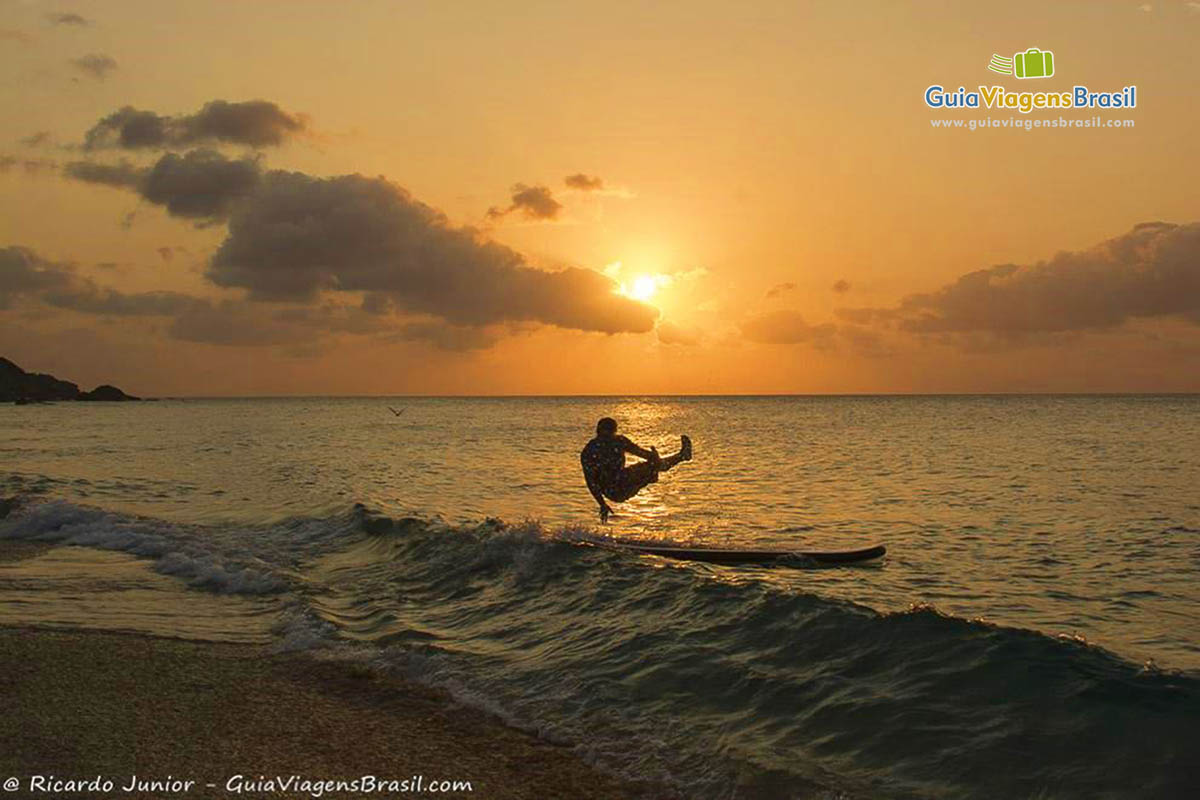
836,325 -> 893,358
0,156 -> 58,176
167,300 -> 494,351
49,12 -> 90,25
44,285 -> 204,316
0,245 -> 201,318
208,170 -> 656,334
83,108 -> 168,150
3,244 -> 439,350
176,100 -> 307,149
20,131 -> 51,148
487,183 -> 563,221
21,158 -> 57,176
65,149 -> 260,222
63,159 -> 143,188
838,222 -> 1200,338
765,282 -> 796,299
141,150 -> 260,221
0,247 -> 74,308
564,173 -> 604,191
741,310 -> 837,345
83,100 -> 306,151
389,320 -> 499,351
656,320 -> 701,346
37,112 -> 658,347
168,301 -> 316,347
832,279 -> 851,294
71,54 -> 117,80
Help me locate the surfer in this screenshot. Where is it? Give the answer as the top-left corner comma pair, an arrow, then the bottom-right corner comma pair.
580,417 -> 692,522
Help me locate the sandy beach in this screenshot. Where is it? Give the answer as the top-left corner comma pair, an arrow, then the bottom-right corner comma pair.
0,532 -> 643,800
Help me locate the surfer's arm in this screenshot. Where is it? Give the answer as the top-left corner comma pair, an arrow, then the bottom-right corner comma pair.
581,461 -> 612,521
618,436 -> 656,462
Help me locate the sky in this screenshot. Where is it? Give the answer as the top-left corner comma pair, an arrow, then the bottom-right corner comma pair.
1,0 -> 1198,395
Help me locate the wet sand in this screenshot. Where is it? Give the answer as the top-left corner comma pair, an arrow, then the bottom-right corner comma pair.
0,626 -> 645,799
0,539 -> 646,800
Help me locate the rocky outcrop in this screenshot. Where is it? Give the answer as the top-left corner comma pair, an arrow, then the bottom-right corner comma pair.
1,357 -> 139,403
78,384 -> 138,402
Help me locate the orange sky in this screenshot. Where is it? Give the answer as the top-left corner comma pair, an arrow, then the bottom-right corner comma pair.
2,0 -> 1198,395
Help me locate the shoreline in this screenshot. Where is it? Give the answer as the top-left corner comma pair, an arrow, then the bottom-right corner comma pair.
0,624 -> 646,799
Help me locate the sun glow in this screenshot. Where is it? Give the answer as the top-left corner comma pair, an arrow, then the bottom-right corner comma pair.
610,261 -> 673,304
629,275 -> 659,301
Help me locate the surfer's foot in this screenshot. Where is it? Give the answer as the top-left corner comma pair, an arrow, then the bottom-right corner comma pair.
680,435 -> 693,461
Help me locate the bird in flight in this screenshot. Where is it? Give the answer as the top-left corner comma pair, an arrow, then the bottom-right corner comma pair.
388,406 -> 405,416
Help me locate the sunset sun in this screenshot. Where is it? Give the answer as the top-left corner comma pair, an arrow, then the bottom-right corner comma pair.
616,272 -> 671,303
629,275 -> 659,301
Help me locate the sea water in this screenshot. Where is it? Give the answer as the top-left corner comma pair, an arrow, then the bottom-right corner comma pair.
2,396 -> 1198,798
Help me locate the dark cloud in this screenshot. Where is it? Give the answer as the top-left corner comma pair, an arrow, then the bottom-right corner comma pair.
83,100 -> 306,151
741,310 -> 837,345
43,285 -> 204,316
765,282 -> 796,299
71,54 -> 117,80
0,247 -> 74,308
19,158 -> 58,176
0,156 -> 53,175
64,159 -> 143,188
140,149 -> 260,221
487,183 -> 562,221
40,146 -> 656,344
360,291 -> 394,315
20,131 -> 51,148
168,301 -> 314,347
180,100 -> 307,148
167,300 -> 488,350
0,245 -> 206,317
837,325 -> 893,358
839,222 -> 1200,338
209,171 -> 656,334
833,279 -> 851,294
1,245 -> 414,349
3,243 -> 557,354
65,150 -> 260,223
564,173 -> 604,191
83,108 -> 168,150
389,320 -> 499,351
49,13 -> 90,26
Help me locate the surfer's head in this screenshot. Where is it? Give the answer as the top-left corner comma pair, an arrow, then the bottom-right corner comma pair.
596,417 -> 618,437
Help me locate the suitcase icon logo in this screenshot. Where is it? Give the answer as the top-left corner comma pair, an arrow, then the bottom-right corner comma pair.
987,48 -> 1055,79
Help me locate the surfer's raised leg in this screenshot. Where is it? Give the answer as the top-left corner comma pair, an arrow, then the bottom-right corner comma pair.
655,435 -> 693,472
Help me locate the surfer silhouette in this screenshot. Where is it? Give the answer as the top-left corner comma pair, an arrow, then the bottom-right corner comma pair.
580,417 -> 692,523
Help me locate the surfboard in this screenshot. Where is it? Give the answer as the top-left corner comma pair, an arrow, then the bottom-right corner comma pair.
615,543 -> 886,566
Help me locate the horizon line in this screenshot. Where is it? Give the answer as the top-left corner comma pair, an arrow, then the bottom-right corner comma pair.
131,391 -> 1200,400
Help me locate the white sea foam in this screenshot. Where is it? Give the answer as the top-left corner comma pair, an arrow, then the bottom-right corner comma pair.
0,499 -> 285,595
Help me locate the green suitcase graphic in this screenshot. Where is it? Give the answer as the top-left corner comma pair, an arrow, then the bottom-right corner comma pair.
1014,48 -> 1054,79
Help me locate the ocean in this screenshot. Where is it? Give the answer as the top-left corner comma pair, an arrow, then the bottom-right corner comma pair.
2,396 -> 1198,798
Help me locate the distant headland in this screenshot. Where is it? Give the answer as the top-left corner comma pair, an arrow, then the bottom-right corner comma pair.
0,357 -> 139,403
